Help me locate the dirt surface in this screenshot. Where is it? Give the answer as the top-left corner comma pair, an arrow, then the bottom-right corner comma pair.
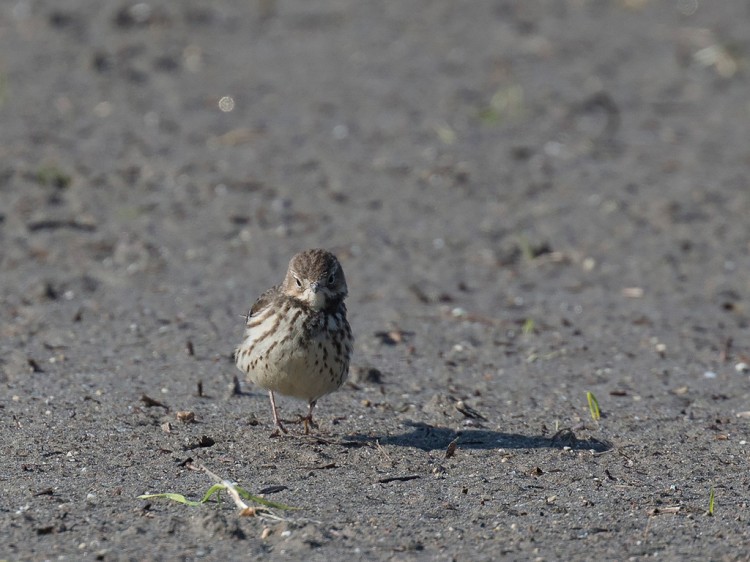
1,1 -> 749,560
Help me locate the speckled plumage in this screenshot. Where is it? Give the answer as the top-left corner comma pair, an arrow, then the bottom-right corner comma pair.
234,249 -> 353,434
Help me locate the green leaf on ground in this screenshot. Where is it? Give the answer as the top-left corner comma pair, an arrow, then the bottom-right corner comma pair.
587,391 -> 601,420
139,483 -> 298,511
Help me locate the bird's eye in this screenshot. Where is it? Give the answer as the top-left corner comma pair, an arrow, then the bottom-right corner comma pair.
295,277 -> 302,288
327,273 -> 336,285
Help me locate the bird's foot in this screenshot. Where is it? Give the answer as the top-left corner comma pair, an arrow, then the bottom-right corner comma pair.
283,414 -> 319,434
269,420 -> 289,438
302,415 -> 318,435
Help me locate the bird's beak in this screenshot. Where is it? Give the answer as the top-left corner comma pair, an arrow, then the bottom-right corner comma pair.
310,281 -> 321,293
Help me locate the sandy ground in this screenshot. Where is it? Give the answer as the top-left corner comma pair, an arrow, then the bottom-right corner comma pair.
1,1 -> 749,560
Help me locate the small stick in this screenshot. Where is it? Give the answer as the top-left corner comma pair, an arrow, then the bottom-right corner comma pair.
719,337 -> 732,363
232,375 -> 242,396
375,440 -> 393,463
140,394 -> 169,410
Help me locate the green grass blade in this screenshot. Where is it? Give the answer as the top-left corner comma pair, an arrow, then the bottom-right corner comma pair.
518,236 -> 534,262
139,484 -> 227,507
708,487 -> 715,516
235,485 -> 300,510
139,481 -> 299,511
199,484 -> 228,503
586,391 -> 601,420
522,318 -> 535,335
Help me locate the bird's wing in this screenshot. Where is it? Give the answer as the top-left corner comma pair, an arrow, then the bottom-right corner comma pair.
248,285 -> 280,318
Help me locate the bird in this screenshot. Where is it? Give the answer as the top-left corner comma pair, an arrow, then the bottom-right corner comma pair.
234,248 -> 353,435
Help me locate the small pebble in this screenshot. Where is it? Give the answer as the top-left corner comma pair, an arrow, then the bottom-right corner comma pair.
622,287 -> 644,298
176,411 -> 195,423
735,362 -> 749,373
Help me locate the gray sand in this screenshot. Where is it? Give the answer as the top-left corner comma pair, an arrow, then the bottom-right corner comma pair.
1,1 -> 749,560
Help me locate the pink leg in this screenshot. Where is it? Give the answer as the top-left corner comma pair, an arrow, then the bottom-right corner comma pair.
268,391 -> 288,436
303,400 -> 318,434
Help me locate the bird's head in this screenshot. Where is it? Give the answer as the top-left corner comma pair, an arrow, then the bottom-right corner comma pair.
282,248 -> 348,310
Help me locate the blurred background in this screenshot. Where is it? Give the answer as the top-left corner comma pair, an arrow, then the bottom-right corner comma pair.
2,1 -> 747,390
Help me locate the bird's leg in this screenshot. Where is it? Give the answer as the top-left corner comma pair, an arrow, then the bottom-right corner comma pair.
303,400 -> 318,434
268,391 -> 288,436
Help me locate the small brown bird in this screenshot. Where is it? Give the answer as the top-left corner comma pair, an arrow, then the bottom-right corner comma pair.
234,249 -> 353,435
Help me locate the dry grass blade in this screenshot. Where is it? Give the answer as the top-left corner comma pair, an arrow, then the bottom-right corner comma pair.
445,437 -> 459,459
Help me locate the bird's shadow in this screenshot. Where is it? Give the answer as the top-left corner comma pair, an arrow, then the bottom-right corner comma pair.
348,421 -> 611,452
